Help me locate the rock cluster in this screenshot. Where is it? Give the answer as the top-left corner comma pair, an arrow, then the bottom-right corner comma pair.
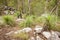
6,25 -> 60,40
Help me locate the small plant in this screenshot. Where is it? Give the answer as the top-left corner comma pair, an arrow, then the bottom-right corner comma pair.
3,15 -> 16,27
35,16 -> 45,25
41,14 -> 57,31
19,15 -> 36,28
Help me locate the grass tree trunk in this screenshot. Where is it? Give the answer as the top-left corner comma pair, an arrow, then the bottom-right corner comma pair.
28,0 -> 31,15
44,0 -> 50,14
44,0 -> 48,14
3,0 -> 8,6
17,0 -> 20,11
17,0 -> 22,18
21,0 -> 25,14
56,0 -> 59,24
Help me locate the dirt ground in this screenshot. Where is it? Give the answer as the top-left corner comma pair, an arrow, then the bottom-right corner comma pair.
0,26 -> 22,40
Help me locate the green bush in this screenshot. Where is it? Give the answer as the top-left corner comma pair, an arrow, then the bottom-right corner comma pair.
19,14 -> 57,31
3,15 -> 16,27
34,16 -> 46,25
19,15 -> 36,28
41,14 -> 57,30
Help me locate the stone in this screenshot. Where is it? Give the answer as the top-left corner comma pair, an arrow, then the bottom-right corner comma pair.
36,35 -> 43,40
6,27 -> 32,35
16,18 -> 25,22
29,37 -> 35,40
42,31 -> 51,39
49,31 -> 60,40
6,31 -> 14,35
14,30 -> 23,34
55,31 -> 60,37
10,11 -> 14,15
22,27 -> 32,33
41,14 -> 48,18
42,31 -> 60,40
34,25 -> 43,33
4,10 -> 8,14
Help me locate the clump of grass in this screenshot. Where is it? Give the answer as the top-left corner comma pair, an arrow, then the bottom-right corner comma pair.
34,16 -> 46,25
41,14 -> 57,31
19,15 -> 36,28
19,15 -> 48,28
19,14 -> 57,31
3,15 -> 16,27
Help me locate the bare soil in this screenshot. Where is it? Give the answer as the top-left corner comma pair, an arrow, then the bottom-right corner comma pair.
0,26 -> 22,40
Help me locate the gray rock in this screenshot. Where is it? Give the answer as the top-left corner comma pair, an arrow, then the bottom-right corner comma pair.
6,27 -> 32,35
4,10 -> 8,14
34,25 -> 43,33
48,31 -> 60,40
42,31 -> 60,40
42,31 -> 51,39
29,37 -> 35,40
10,11 -> 14,15
36,35 -> 43,40
55,31 -> 60,37
5,31 -> 14,36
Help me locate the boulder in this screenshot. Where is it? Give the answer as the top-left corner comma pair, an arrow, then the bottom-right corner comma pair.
55,31 -> 60,38
22,27 -> 32,33
34,25 -> 43,33
42,31 -> 51,39
5,31 -> 14,36
6,27 -> 32,35
16,18 -> 25,23
42,31 -> 60,40
4,10 -> 8,14
49,31 -> 60,40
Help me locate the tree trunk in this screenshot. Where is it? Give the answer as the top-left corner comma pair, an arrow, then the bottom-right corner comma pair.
56,0 -> 58,23
21,0 -> 25,14
3,0 -> 8,6
17,0 -> 22,18
44,0 -> 50,14
28,0 -> 31,15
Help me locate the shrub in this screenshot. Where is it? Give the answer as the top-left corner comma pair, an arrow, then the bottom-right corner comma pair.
41,14 -> 57,30
19,15 -> 36,28
3,15 -> 16,27
19,14 -> 57,31
34,16 -> 46,25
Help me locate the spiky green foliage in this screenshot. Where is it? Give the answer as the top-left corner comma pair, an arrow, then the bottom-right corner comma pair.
3,15 -> 16,27
19,15 -> 36,28
41,14 -> 57,30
